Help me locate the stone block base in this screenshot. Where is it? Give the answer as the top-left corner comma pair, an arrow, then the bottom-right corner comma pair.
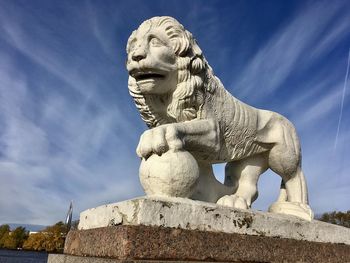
49,198 -> 350,262
56,225 -> 350,263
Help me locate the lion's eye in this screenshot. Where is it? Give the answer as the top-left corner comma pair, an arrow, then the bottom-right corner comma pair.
149,37 -> 163,47
128,40 -> 137,52
128,45 -> 135,52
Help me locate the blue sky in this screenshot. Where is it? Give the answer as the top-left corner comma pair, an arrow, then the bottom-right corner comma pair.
0,0 -> 349,225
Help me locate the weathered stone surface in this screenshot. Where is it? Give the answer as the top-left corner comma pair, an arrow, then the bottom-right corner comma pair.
63,225 -> 350,263
48,254 -> 117,263
48,254 -> 254,263
50,255 -> 208,263
79,197 -> 350,245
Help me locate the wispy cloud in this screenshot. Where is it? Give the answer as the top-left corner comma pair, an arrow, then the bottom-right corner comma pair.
0,3 -> 143,224
310,13 -> 350,59
232,2 -> 350,102
0,63 -> 142,224
294,86 -> 343,127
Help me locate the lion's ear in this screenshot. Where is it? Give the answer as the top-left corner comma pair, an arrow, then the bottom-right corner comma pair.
191,40 -> 202,57
184,30 -> 204,74
185,30 -> 202,57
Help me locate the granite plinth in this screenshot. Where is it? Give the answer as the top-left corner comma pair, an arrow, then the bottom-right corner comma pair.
79,196 -> 350,245
61,225 -> 350,263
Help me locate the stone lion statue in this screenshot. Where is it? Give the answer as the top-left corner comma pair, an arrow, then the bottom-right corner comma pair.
126,16 -> 313,221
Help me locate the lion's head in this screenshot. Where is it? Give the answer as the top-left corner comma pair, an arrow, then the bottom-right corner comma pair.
126,16 -> 218,127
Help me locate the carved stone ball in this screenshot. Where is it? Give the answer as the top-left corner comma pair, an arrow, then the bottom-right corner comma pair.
139,150 -> 199,198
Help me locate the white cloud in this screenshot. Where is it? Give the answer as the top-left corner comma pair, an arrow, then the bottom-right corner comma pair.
295,86 -> 342,127
310,14 -> 350,59
0,24 -> 142,224
232,2 -> 349,101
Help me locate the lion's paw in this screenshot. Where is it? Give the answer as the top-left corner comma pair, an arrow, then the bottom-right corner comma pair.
268,201 -> 314,221
217,195 -> 249,209
136,124 -> 184,159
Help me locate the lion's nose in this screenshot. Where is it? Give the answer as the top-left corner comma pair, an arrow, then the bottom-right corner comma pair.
132,48 -> 146,62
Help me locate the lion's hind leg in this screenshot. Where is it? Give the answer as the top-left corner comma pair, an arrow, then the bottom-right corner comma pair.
265,116 -> 313,220
268,168 -> 313,221
217,154 -> 268,209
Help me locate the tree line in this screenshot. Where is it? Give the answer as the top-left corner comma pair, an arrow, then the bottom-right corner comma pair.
0,222 -> 67,252
318,210 -> 350,228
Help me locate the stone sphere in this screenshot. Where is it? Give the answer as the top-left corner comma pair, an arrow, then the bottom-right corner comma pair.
139,150 -> 199,198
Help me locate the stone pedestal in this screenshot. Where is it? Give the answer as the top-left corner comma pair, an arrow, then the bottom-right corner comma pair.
48,197 -> 350,263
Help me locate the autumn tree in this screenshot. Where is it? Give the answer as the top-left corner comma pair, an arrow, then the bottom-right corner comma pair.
0,224 -> 10,248
42,221 -> 67,252
2,226 -> 29,249
319,210 -> 350,228
23,232 -> 46,251
23,221 -> 67,252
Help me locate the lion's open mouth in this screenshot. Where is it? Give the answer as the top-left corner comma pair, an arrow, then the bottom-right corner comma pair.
130,71 -> 165,82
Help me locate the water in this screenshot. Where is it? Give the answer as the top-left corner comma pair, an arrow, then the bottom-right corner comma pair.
0,249 -> 48,263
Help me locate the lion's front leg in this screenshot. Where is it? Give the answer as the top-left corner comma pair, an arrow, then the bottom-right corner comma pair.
217,154 -> 268,209
136,119 -> 221,160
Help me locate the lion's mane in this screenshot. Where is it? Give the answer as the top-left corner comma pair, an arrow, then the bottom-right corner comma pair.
127,16 -> 219,128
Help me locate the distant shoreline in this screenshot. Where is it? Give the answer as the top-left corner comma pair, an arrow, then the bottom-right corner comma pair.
0,248 -> 49,254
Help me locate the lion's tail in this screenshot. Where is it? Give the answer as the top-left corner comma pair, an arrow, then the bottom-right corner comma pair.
276,170 -> 308,204
277,180 -> 288,202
